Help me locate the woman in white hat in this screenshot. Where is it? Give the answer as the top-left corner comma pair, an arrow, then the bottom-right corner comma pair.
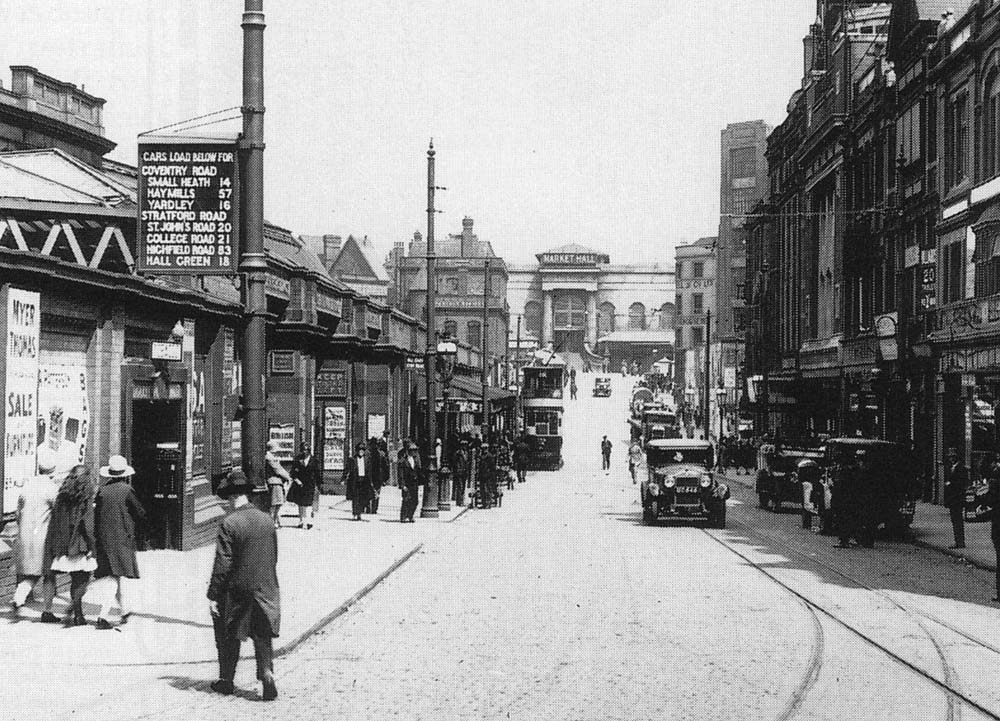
93,455 -> 145,630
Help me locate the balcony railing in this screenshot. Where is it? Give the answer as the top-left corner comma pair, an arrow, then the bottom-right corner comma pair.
933,293 -> 1000,336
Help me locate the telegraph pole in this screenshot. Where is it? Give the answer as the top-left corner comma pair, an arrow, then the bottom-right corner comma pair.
515,314 -> 522,432
420,141 -> 439,519
480,258 -> 491,442
704,309 -> 711,441
240,0 -> 268,497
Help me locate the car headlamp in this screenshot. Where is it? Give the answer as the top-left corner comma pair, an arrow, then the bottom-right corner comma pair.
700,474 -> 712,488
648,483 -> 660,496
664,477 -> 675,488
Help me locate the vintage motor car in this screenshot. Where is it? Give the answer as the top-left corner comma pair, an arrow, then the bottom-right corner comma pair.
755,445 -> 825,511
824,438 -> 920,536
640,439 -> 729,527
593,377 -> 612,397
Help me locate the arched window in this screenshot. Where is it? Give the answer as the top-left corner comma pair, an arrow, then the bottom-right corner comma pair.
659,302 -> 674,329
553,294 -> 586,330
628,302 -> 646,330
524,301 -> 541,335
986,69 -> 1000,179
598,302 -> 615,336
442,320 -> 457,338
467,320 -> 481,348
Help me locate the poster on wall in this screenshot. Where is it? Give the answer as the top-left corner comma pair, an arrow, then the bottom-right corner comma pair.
2,287 -> 40,516
323,404 -> 346,471
36,364 -> 89,481
268,424 -> 295,462
367,414 -> 386,440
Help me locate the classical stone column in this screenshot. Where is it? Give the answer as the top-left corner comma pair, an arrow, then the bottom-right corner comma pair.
586,293 -> 598,347
542,291 -> 553,346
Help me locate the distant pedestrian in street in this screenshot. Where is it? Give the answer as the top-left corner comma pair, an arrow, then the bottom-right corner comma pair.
342,443 -> 373,521
621,361 -> 628,377
373,435 -> 390,513
44,465 -> 97,626
398,439 -> 421,522
628,438 -> 643,484
288,443 -> 320,529
514,434 -> 530,483
797,459 -> 821,531
208,470 -> 280,701
266,440 -> 293,529
944,447 -> 968,549
601,436 -> 613,472
496,438 -> 514,490
834,451 -> 862,548
94,455 -> 146,630
570,379 -> 578,400
479,442 -> 499,507
10,460 -> 59,619
453,441 -> 469,506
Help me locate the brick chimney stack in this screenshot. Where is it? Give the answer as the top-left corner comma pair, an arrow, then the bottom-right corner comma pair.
461,216 -> 474,256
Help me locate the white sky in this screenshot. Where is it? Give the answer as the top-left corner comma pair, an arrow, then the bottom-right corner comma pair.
1,1 -> 815,266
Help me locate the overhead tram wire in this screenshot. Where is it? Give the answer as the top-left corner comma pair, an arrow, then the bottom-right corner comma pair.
138,106 -> 242,136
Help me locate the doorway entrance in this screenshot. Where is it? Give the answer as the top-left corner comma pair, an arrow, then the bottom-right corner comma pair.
131,393 -> 184,550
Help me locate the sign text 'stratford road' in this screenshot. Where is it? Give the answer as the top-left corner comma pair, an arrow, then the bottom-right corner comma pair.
136,141 -> 238,274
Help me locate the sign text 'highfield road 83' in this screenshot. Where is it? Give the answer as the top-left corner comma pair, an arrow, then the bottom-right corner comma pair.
137,141 -> 238,274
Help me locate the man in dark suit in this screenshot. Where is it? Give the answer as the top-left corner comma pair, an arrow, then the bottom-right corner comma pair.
397,439 -> 421,522
208,470 -> 280,701
342,443 -> 372,521
944,447 -> 968,549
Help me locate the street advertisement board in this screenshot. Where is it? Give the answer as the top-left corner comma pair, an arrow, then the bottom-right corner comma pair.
36,364 -> 89,481
323,404 -> 346,471
269,424 -> 295,462
137,140 -> 237,274
2,287 -> 40,516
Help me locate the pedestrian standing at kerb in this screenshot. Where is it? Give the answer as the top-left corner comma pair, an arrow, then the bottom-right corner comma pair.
944,447 -> 968,549
94,455 -> 145,630
628,438 -> 643,484
601,436 -> 613,473
11,459 -> 59,618
208,470 -> 280,701
288,443 -> 319,529
265,440 -> 293,529
343,442 -> 373,521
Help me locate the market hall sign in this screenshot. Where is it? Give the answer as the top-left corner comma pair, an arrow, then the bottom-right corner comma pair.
137,140 -> 238,274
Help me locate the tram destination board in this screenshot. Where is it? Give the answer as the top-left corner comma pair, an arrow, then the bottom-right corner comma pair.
137,140 -> 238,274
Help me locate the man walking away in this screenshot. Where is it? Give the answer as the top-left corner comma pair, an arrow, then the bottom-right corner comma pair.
208,470 -> 280,701
11,460 -> 59,618
514,434 -> 530,483
944,447 -> 968,549
601,436 -> 613,473
94,455 -> 146,630
453,441 -> 469,507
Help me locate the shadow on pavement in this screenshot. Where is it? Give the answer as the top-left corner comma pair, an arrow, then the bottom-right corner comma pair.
160,675 -> 259,701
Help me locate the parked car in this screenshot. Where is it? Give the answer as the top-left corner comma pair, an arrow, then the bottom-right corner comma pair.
640,439 -> 729,527
593,377 -> 612,397
823,438 -> 920,537
755,445 -> 825,512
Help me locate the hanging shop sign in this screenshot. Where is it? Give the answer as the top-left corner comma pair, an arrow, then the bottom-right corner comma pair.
323,404 -> 347,471
137,139 -> 238,274
1,287 -> 40,516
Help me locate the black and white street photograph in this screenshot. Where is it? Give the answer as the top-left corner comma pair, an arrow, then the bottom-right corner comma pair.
5,1 -> 1000,719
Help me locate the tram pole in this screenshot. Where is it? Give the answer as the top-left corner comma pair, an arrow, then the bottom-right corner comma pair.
420,141 -> 439,519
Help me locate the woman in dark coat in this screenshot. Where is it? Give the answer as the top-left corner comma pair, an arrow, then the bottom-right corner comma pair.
288,443 -> 320,529
94,455 -> 146,629
341,443 -> 373,521
45,464 -> 97,626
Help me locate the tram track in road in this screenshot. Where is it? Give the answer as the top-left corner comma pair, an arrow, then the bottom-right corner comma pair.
702,522 -> 1000,721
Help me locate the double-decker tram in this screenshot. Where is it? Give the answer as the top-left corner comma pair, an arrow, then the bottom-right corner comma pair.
521,358 -> 565,470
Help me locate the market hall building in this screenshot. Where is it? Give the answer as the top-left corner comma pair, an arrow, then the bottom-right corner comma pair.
506,245 -> 676,372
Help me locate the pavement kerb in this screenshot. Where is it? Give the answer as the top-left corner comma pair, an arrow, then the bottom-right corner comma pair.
276,542 -> 424,658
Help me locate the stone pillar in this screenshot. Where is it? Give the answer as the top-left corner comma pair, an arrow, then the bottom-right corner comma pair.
586,293 -> 598,347
542,291 -> 553,346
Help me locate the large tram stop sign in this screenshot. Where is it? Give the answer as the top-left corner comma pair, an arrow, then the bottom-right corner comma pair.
137,136 -> 238,274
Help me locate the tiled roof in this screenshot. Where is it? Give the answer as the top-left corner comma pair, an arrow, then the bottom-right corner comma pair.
0,148 -> 135,208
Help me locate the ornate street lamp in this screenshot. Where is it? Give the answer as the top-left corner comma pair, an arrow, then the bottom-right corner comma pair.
436,335 -> 458,511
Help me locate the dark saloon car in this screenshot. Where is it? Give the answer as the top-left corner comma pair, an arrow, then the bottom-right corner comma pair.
593,377 -> 612,397
824,438 -> 920,536
755,445 -> 825,512
640,439 -> 729,527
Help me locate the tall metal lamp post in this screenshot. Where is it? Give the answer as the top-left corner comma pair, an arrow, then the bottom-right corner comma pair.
421,141 -> 440,519
436,335 -> 457,511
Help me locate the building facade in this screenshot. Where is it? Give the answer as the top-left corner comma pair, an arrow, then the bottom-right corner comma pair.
674,237 -> 716,416
386,217 -> 510,364
506,245 -> 675,372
